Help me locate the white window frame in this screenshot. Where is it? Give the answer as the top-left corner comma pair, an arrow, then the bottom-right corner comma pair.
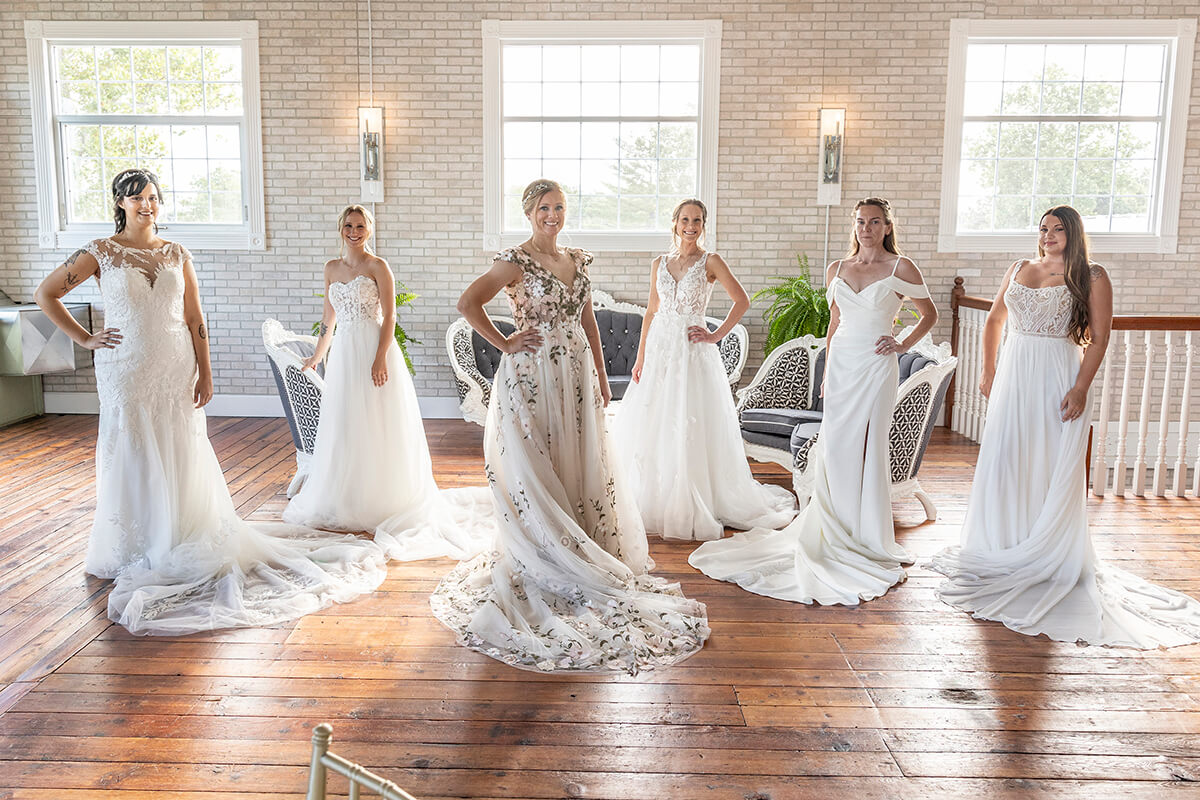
481,19 -> 722,252
938,18 -> 1196,254
25,20 -> 267,251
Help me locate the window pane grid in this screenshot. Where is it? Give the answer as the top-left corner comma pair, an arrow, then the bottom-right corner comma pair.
501,42 -> 701,233
959,40 -> 1167,235
52,42 -> 246,227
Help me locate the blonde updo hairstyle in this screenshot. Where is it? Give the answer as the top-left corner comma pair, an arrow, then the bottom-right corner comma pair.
337,204 -> 375,256
670,198 -> 708,253
521,178 -> 565,217
846,196 -> 904,257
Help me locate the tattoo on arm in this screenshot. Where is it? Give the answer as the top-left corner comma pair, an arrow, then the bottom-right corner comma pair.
198,324 -> 207,340
1089,264 -> 1103,281
319,322 -> 329,337
64,248 -> 86,267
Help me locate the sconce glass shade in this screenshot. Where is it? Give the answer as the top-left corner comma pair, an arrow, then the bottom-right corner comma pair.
358,106 -> 384,202
817,108 -> 845,206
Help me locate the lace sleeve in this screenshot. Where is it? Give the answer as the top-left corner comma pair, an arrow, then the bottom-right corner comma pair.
573,248 -> 594,274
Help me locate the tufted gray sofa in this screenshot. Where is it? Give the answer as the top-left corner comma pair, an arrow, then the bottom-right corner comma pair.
447,289 -> 749,426
736,331 -> 957,520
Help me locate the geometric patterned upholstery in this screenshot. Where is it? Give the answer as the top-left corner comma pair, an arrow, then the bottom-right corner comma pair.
262,319 -> 326,496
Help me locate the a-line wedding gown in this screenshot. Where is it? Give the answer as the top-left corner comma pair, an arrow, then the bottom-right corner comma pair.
282,273 -> 493,560
929,262 -> 1200,648
430,246 -> 709,673
84,237 -> 386,635
613,251 -> 796,541
689,257 -> 928,605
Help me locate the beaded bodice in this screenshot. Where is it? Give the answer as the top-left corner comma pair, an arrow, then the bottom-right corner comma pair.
656,252 -> 714,317
1005,262 -> 1073,338
88,238 -> 190,333
498,246 -> 592,329
330,274 -> 383,324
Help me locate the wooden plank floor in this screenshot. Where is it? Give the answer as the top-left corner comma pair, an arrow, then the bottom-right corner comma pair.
1,415 -> 1199,799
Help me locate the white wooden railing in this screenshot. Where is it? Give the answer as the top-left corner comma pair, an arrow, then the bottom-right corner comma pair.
307,724 -> 418,800
948,277 -> 1200,499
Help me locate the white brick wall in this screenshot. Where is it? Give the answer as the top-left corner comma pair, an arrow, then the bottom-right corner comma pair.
3,1 -> 1198,407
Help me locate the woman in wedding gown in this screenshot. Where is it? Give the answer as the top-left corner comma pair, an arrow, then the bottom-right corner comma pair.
34,169 -> 386,635
283,205 -> 491,560
613,199 -> 795,540
689,198 -> 937,605
430,179 -> 709,673
929,205 -> 1200,648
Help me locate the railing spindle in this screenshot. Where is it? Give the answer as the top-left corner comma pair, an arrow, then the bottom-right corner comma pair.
1092,339 -> 1115,497
1152,332 -> 1174,497
1132,331 -> 1154,497
1176,332 -> 1194,497
1113,331 -> 1134,496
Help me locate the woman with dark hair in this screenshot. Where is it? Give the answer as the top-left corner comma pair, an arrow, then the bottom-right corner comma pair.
930,206 -> 1200,647
689,198 -> 938,605
613,198 -> 795,541
34,169 -> 386,635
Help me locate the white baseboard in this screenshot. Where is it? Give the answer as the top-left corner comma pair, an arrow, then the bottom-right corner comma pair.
43,391 -> 465,419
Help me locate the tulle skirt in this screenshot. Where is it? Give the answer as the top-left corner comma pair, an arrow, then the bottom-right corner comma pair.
613,312 -> 796,540
430,324 -> 710,673
283,319 -> 494,561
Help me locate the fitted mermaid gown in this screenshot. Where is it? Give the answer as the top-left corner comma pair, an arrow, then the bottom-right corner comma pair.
84,237 -> 386,635
689,257 -> 929,605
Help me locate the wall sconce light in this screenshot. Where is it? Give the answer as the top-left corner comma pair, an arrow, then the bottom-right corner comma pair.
817,108 -> 845,206
358,106 -> 384,202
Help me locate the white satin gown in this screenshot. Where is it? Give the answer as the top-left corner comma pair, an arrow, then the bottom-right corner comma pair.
689,257 -> 928,605
613,252 -> 796,540
929,264 -> 1200,648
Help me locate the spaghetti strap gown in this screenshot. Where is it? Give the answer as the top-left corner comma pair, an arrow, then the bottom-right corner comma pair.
84,238 -> 386,635
929,264 -> 1200,648
689,257 -> 929,605
613,252 -> 796,541
429,246 -> 709,673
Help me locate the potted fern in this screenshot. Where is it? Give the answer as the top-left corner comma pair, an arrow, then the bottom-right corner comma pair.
313,284 -> 420,374
752,254 -> 831,355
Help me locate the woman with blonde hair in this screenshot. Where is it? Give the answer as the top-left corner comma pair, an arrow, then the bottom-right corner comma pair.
431,179 -> 709,673
930,205 -> 1200,647
284,205 -> 491,560
690,197 -> 938,605
613,198 -> 795,541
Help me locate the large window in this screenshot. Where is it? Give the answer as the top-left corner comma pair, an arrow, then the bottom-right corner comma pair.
26,21 -> 266,250
938,19 -> 1195,253
482,20 -> 722,251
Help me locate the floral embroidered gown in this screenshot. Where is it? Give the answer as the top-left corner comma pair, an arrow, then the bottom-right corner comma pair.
430,246 -> 710,673
929,262 -> 1200,647
84,238 -> 386,635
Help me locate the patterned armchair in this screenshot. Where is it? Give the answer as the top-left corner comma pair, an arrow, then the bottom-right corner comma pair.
737,332 -> 957,520
262,319 -> 324,496
446,288 -> 750,426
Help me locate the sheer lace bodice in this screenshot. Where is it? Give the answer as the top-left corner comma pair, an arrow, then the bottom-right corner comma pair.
330,274 -> 383,324
1005,262 -> 1073,338
656,252 -> 713,317
498,247 -> 591,329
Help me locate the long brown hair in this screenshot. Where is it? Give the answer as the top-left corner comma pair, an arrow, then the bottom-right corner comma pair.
111,168 -> 162,234
846,197 -> 903,257
1038,205 -> 1091,345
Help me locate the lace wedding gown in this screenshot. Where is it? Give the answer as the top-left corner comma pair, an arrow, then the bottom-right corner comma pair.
85,238 -> 386,635
283,274 -> 493,560
430,246 -> 709,673
689,257 -> 928,605
929,264 -> 1200,647
613,252 -> 796,540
